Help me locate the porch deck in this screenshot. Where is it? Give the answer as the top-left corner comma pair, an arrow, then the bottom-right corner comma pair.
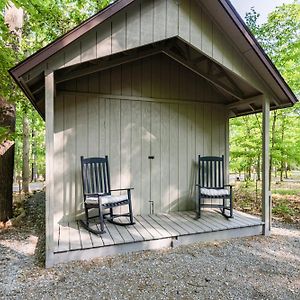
53,210 -> 263,265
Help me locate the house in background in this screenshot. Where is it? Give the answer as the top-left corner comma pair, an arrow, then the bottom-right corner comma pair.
10,0 -> 297,267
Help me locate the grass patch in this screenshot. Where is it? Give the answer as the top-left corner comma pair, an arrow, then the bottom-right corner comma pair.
233,181 -> 300,223
272,189 -> 300,196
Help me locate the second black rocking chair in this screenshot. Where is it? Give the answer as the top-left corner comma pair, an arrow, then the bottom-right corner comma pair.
196,155 -> 233,219
80,156 -> 134,235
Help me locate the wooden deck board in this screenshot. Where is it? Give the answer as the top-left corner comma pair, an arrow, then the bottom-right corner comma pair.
166,213 -> 199,234
53,210 -> 264,263
129,217 -> 154,241
140,215 -> 171,238
153,213 -> 189,235
58,224 -> 70,252
118,219 -> 144,242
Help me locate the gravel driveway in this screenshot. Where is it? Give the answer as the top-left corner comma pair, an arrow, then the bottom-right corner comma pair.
0,192 -> 299,300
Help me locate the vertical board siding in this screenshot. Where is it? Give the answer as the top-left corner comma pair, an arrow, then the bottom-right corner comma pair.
179,0 -> 191,41
96,20 -> 112,57
65,54 -> 226,103
150,102 -> 161,213
169,103 -> 179,212
63,95 -> 76,220
131,101 -> 142,214
53,96 -> 227,219
126,1 -> 141,49
153,0 -> 167,42
141,102 -> 151,214
141,0 -> 154,45
53,96 -> 64,227
111,13 -> 126,54
75,96 -> 88,214
29,0 -> 272,97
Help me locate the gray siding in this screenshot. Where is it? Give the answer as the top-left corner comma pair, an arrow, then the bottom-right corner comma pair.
53,95 -> 227,222
59,54 -> 226,103
25,0 -> 272,98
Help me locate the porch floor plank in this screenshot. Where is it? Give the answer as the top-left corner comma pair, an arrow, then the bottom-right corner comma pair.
58,224 -> 70,252
165,213 -> 199,234
105,222 -> 125,244
118,218 -> 144,242
185,211 -> 225,231
148,214 -> 181,236
78,224 -> 93,249
53,210 -> 264,265
134,215 -> 165,239
129,217 -> 154,241
69,222 -> 82,250
152,213 -> 189,235
179,211 -> 213,232
141,215 -> 172,238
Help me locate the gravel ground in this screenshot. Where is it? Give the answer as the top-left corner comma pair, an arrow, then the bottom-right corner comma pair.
0,192 -> 299,300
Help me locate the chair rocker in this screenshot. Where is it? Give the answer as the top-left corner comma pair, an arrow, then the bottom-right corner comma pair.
196,155 -> 233,219
80,156 -> 134,235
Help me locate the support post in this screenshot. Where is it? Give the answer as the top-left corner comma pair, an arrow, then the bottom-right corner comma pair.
45,71 -> 55,266
262,96 -> 271,235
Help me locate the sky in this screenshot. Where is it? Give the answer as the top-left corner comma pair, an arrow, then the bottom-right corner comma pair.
230,0 -> 296,24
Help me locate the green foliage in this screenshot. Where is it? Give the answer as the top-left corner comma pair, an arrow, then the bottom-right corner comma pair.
272,189 -> 300,196
272,200 -> 295,216
230,2 -> 300,179
0,0 -> 111,179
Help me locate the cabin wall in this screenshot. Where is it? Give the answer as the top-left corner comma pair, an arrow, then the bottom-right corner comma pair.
25,0 -> 273,99
53,59 -> 228,223
59,54 -> 226,103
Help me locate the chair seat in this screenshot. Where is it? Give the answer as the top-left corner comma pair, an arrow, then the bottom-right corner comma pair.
200,188 -> 229,197
85,194 -> 128,205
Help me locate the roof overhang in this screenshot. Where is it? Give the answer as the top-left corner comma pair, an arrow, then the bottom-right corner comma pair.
9,0 -> 298,119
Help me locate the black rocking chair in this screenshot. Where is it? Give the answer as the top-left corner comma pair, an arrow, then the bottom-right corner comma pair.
196,155 -> 233,219
80,156 -> 134,234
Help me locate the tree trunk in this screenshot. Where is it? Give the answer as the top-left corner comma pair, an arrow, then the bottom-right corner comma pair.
269,111 -> 277,189
257,154 -> 261,181
31,129 -> 37,182
22,115 -> 30,193
0,99 -> 15,222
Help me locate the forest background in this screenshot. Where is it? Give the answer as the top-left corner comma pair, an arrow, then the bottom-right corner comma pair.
0,1 -> 299,220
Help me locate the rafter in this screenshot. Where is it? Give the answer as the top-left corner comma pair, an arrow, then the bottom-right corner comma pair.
163,49 -> 245,100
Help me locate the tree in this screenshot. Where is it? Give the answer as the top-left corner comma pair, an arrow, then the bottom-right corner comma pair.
230,2 -> 300,182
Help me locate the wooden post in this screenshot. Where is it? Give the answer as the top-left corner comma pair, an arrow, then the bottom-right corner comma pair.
262,96 -> 271,235
45,71 -> 55,267
225,111 -> 230,185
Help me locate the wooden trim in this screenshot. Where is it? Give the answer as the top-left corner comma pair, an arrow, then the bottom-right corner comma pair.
219,0 -> 297,104
262,96 -> 271,235
58,90 -> 226,106
45,71 -> 55,267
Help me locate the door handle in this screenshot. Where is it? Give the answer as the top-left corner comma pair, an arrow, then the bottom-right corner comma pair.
148,156 -> 155,159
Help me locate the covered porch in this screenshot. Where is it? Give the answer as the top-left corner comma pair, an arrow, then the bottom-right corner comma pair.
53,209 -> 263,265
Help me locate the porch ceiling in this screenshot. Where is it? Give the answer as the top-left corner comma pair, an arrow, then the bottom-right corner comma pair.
22,37 -> 271,118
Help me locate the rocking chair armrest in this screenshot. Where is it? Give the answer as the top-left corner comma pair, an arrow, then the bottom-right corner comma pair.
110,188 -> 134,192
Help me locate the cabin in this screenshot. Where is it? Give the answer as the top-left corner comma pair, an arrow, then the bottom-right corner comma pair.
10,0 -> 297,267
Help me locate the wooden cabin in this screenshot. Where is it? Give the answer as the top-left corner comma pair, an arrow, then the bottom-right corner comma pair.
10,0 -> 297,267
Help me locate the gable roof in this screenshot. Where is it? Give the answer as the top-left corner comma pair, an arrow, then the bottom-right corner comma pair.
9,0 -> 298,117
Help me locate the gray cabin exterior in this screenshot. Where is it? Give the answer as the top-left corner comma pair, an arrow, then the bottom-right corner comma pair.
10,0 -> 297,267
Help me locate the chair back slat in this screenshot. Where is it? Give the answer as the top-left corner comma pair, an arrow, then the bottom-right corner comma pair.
198,155 -> 225,188
81,156 -> 111,195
